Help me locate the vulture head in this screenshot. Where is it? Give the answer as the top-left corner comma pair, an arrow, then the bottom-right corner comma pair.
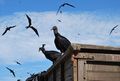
39,44 -> 46,52
51,26 -> 58,34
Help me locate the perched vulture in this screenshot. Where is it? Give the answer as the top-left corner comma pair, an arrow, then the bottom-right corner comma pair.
39,44 -> 61,63
51,26 -> 71,53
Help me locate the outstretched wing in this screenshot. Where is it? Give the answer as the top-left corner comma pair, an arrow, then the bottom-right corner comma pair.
6,67 -> 16,77
26,14 -> 32,26
2,29 -> 8,36
11,71 -> 16,77
65,3 -> 75,8
30,26 -> 39,37
56,3 -> 75,15
56,5 -> 63,15
9,25 -> 16,29
109,25 -> 118,35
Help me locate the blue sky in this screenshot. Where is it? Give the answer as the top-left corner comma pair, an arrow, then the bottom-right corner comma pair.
0,0 -> 120,16
0,0 -> 120,81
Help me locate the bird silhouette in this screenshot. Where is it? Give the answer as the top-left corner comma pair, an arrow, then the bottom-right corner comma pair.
109,25 -> 118,35
26,14 -> 39,37
51,26 -> 71,53
2,25 -> 16,36
6,67 -> 16,77
39,44 -> 61,63
15,61 -> 21,65
57,19 -> 62,22
56,3 -> 75,15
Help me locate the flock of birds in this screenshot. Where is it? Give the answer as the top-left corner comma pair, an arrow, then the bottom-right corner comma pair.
1,2 -> 119,81
2,2 -> 75,81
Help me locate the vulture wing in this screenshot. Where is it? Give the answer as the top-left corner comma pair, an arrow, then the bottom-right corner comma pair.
55,34 -> 71,53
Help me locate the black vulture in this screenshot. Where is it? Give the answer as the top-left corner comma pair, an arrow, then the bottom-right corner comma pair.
25,14 -> 39,37
109,25 -> 118,35
51,26 -> 71,53
39,44 -> 61,63
2,25 -> 16,36
56,3 -> 75,15
6,67 -> 16,77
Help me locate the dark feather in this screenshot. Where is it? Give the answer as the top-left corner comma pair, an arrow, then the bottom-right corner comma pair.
15,61 -> 21,65
2,29 -> 8,36
56,5 -> 62,15
55,34 -> 71,53
109,25 -> 118,35
39,44 -> 61,63
30,26 -> 39,37
64,3 -> 75,8
57,19 -> 62,22
9,25 -> 16,29
2,25 -> 16,36
44,51 -> 61,62
25,14 -> 39,37
51,26 -> 71,53
26,14 -> 32,26
6,67 -> 16,77
56,3 -> 75,15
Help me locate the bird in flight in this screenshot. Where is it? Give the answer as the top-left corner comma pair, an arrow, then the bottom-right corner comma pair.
109,25 -> 118,35
57,19 -> 62,22
15,61 -> 21,65
6,67 -> 16,77
2,25 -> 16,36
56,3 -> 75,15
26,14 -> 39,37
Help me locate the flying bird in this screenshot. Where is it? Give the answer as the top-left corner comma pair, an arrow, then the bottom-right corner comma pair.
109,25 -> 118,35
6,67 -> 16,77
56,3 -> 75,15
2,25 -> 16,36
39,44 -> 61,63
15,61 -> 21,65
57,19 -> 62,22
51,26 -> 71,53
26,14 -> 39,37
